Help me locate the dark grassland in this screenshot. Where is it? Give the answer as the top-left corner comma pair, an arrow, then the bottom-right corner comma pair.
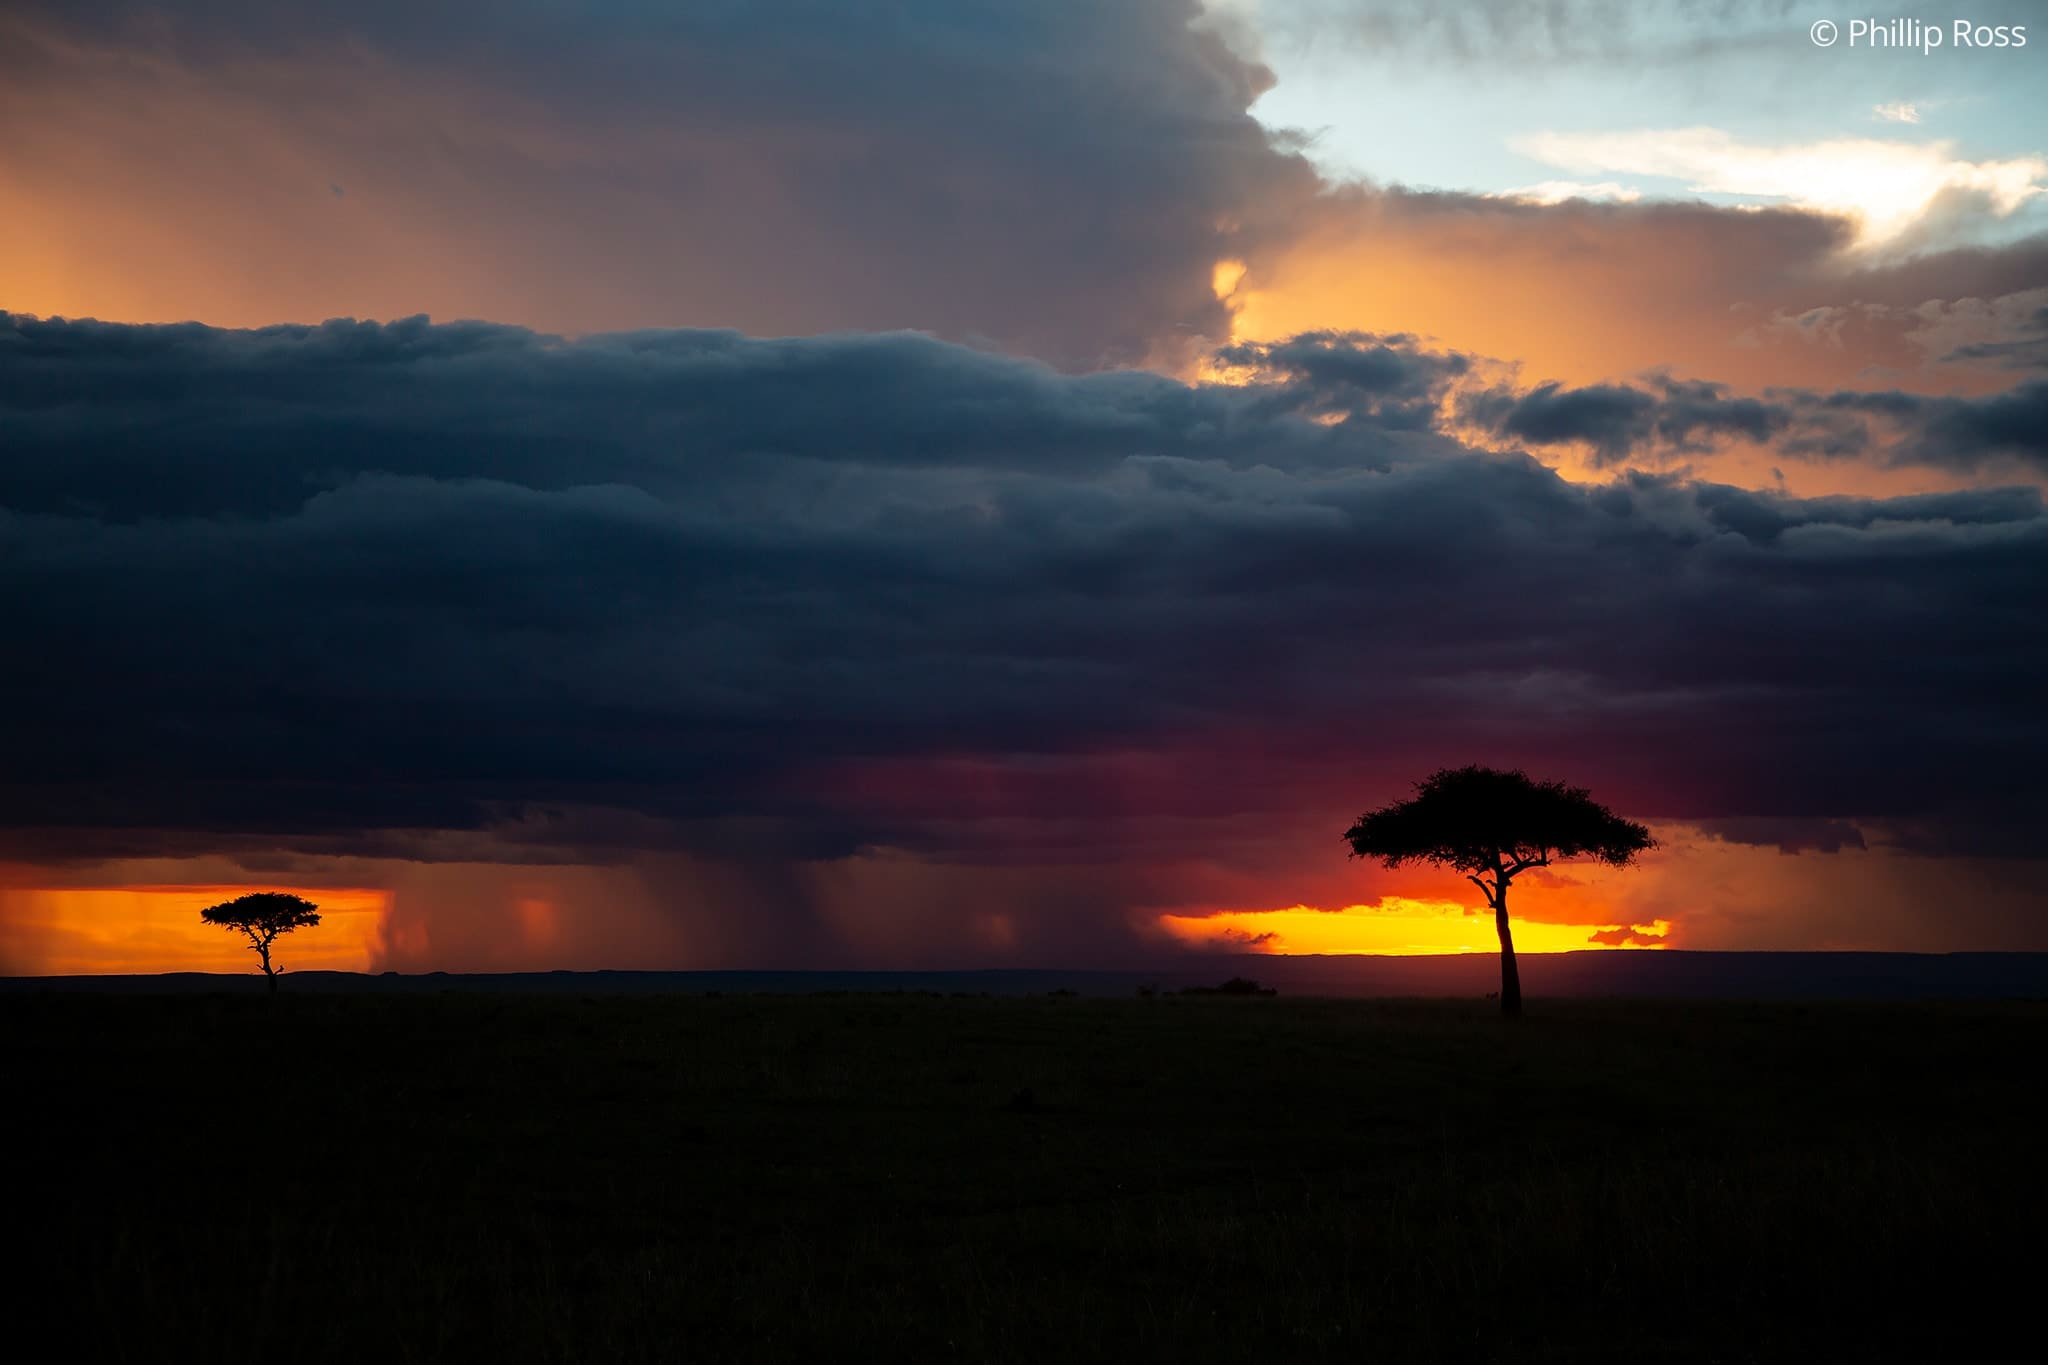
7,993 -> 2042,1362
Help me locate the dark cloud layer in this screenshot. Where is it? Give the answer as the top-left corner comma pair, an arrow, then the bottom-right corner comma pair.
4,315 -> 2045,899
1461,370 -> 2048,473
1213,331 -> 1473,428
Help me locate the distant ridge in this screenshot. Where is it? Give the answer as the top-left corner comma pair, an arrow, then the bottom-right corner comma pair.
6,952 -> 2047,1000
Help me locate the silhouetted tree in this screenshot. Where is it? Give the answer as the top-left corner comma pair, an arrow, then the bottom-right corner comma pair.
1344,767 -> 1653,1018
199,892 -> 321,992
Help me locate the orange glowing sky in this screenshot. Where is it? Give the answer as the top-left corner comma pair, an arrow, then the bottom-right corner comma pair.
0,885 -> 387,976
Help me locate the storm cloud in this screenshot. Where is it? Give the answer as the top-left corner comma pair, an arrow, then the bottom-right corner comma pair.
0,0 -> 1315,370
9,0 -> 2047,406
1460,370 -> 2048,474
3,315 -> 2044,900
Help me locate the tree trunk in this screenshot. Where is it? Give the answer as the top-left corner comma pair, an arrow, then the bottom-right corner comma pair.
1493,879 -> 1523,1019
259,942 -> 277,994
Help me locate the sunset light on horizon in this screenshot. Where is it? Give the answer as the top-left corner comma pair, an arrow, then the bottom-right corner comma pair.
1159,902 -> 1673,956
0,885 -> 387,976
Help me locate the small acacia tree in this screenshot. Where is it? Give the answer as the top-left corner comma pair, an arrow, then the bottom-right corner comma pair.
1344,766 -> 1653,1018
199,892 -> 322,992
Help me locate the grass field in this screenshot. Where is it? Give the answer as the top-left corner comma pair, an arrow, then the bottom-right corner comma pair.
8,990 -> 2042,1362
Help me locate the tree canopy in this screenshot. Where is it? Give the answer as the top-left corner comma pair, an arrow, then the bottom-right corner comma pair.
1344,765 -> 1654,879
199,892 -> 322,988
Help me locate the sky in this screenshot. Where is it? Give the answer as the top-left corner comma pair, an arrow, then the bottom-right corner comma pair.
2,0 -> 2045,974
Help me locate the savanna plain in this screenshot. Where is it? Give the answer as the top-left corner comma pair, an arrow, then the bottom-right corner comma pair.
8,990 -> 2041,1362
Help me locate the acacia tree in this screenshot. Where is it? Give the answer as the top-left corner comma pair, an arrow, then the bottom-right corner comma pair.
199,892 -> 322,992
1344,766 -> 1653,1018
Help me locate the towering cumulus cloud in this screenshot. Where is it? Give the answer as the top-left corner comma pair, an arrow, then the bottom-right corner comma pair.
0,0 -> 1311,370
3,315 -> 2045,964
7,0 -> 2045,394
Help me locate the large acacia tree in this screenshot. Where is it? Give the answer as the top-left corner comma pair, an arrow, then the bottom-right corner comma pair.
1344,766 -> 1654,1017
199,892 -> 322,992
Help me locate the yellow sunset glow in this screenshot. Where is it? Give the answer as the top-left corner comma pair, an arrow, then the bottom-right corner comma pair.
1211,258 -> 1248,301
1159,899 -> 1671,955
